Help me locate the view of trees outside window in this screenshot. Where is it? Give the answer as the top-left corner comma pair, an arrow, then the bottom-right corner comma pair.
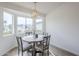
3,12 -> 13,35
35,18 -> 43,34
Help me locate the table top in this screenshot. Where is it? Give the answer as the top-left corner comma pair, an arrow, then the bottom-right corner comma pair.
22,35 -> 43,43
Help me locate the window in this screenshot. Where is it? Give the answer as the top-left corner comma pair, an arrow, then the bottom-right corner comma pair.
3,12 -> 13,36
2,9 -> 44,36
35,18 -> 43,34
25,18 -> 33,33
17,17 -> 26,34
17,17 -> 33,34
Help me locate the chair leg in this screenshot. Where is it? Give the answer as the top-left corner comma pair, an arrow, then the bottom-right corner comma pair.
18,48 -> 20,56
32,51 -> 33,56
47,50 -> 49,56
22,51 -> 23,56
42,52 -> 44,56
32,51 -> 35,56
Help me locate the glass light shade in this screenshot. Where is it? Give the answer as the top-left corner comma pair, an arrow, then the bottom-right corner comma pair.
32,9 -> 38,19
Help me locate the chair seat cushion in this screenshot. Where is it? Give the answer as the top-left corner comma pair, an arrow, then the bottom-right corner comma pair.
22,41 -> 32,51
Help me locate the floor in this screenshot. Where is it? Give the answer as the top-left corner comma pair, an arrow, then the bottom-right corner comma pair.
3,45 -> 76,56
3,47 -> 53,56
49,45 -> 76,56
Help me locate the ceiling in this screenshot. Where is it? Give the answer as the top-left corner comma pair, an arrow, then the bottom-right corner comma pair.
13,2 -> 63,15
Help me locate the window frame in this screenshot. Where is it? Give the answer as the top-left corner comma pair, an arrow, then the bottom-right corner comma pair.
2,8 -> 45,37
3,11 -> 14,37
16,16 -> 33,34
16,16 -> 26,34
35,18 -> 44,34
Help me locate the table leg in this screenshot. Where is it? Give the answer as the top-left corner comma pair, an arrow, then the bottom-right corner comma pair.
32,42 -> 36,56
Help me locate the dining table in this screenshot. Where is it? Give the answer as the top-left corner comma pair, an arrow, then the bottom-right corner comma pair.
22,35 -> 44,56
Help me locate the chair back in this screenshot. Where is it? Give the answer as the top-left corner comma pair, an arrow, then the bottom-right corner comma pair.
43,32 -> 48,36
16,36 -> 23,51
43,35 -> 51,49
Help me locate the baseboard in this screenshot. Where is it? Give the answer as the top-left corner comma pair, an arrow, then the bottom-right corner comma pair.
50,44 -> 78,56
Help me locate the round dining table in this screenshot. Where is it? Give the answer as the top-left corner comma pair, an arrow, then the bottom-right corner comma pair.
22,35 -> 44,56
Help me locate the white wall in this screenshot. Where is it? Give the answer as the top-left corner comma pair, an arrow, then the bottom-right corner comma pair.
0,36 -> 17,55
0,8 -> 17,55
46,2 -> 79,55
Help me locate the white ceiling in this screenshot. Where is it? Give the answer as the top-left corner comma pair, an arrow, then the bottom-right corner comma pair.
13,2 -> 63,15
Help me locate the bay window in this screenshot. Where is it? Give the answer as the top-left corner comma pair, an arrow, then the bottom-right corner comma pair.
3,11 -> 44,36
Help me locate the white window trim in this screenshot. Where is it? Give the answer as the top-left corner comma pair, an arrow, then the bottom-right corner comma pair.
2,10 -> 14,37
2,8 -> 46,37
